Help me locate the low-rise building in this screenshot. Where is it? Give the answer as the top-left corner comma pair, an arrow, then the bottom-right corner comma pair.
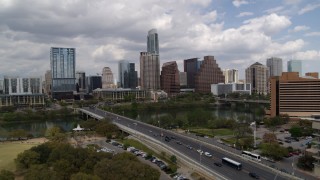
211,83 -> 251,96
92,88 -> 147,101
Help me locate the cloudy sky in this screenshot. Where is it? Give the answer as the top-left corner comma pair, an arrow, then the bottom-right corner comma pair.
1,0 -> 320,80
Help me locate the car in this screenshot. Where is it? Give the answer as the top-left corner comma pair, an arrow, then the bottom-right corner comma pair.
204,152 -> 212,157
280,168 -> 288,173
249,172 -> 259,179
214,162 -> 222,167
186,145 -> 193,150
165,136 -> 171,142
176,141 -> 182,145
306,136 -> 313,140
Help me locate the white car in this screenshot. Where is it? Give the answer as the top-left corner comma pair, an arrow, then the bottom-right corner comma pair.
204,152 -> 212,157
197,149 -> 204,155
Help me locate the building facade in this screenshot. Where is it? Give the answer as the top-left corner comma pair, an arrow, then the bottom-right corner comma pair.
245,62 -> 269,95
118,60 -> 138,89
3,77 -> 42,95
86,76 -> 102,94
195,56 -> 224,93
50,47 -> 76,100
287,60 -> 302,76
76,71 -> 86,92
147,29 -> 159,55
93,88 -> 147,101
184,58 -> 199,89
269,72 -> 320,117
223,69 -> 239,84
102,67 -> 114,89
44,70 -> 52,96
179,72 -> 187,88
160,61 -> 180,97
211,83 -> 251,96
266,57 -> 283,77
140,52 -> 160,90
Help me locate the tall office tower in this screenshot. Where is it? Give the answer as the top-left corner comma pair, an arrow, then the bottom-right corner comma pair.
184,58 -> 199,88
118,61 -> 138,89
245,62 -> 269,94
147,29 -> 159,55
223,69 -> 239,83
0,79 -> 4,94
195,56 -> 224,93
3,76 -> 42,95
266,57 -> 283,77
270,72 -> 320,117
50,47 -> 76,100
160,61 -> 180,96
86,75 -> 102,93
102,67 -> 114,89
44,70 -> 52,96
179,72 -> 187,88
128,63 -> 138,89
140,52 -> 160,90
75,71 -> 86,92
118,60 -> 129,88
287,60 -> 302,76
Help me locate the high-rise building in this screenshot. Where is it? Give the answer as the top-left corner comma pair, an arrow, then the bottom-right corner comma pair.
266,57 -> 283,77
160,61 -> 180,96
223,69 -> 239,83
102,67 -> 114,89
50,47 -> 76,100
245,62 -> 269,94
86,75 -> 102,94
128,63 -> 138,89
270,72 -> 320,117
195,56 -> 224,93
44,70 -> 52,96
140,52 -> 160,90
184,58 -> 199,89
76,71 -> 86,92
118,60 -> 138,89
287,60 -> 302,76
0,79 -> 3,94
179,72 -> 187,88
147,29 -> 159,55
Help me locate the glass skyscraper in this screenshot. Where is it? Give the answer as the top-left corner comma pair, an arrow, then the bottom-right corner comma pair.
266,57 -> 283,77
287,60 -> 302,76
50,47 -> 76,99
147,29 -> 159,55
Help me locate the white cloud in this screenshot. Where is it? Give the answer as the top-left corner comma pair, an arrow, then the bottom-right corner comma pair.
283,0 -> 302,5
264,6 -> 284,14
241,13 -> 291,36
236,12 -> 254,18
232,0 -> 248,8
298,3 -> 320,15
289,25 -> 310,33
304,32 -> 320,37
295,50 -> 320,61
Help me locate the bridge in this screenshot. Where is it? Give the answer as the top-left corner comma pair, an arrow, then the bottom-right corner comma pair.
76,107 -> 308,180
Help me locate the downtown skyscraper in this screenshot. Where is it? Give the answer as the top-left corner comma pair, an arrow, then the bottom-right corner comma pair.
140,29 -> 160,90
50,47 -> 76,99
118,60 -> 138,89
266,57 -> 283,77
287,60 -> 302,76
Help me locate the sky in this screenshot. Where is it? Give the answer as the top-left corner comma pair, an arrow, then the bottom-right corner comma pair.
0,0 -> 320,80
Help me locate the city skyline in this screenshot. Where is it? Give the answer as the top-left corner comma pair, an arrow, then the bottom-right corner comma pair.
1,0 -> 320,79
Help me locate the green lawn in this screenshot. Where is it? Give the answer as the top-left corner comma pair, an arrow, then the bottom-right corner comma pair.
190,128 -> 234,137
0,142 -> 38,171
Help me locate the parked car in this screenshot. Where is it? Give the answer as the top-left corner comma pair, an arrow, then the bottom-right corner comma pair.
214,162 -> 222,167
186,145 -> 193,150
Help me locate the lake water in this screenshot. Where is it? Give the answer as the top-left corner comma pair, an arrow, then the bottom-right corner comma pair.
0,105 -> 263,137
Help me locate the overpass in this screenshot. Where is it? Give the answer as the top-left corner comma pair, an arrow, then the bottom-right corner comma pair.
75,107 -> 310,180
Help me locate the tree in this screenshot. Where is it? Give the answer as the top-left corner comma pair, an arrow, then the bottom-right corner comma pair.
297,155 -> 315,171
263,133 -> 277,144
0,170 -> 14,180
70,172 -> 101,180
24,164 -> 58,180
15,150 -> 40,170
260,143 -> 288,160
9,129 -> 28,139
170,155 -> 177,164
289,125 -> 303,137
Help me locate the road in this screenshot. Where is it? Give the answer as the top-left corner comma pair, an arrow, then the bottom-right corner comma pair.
82,107 -> 298,180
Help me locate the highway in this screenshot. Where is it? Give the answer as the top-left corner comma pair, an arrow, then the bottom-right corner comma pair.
81,107 -> 294,180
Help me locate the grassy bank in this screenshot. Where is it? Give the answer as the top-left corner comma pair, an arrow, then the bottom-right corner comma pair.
189,128 -> 234,137
0,141 -> 43,171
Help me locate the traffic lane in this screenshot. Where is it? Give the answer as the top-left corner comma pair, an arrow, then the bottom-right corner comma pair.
83,108 -> 287,180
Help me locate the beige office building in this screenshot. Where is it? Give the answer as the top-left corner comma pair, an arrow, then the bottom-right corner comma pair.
102,67 -> 115,89
245,62 -> 269,95
140,52 -> 160,90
